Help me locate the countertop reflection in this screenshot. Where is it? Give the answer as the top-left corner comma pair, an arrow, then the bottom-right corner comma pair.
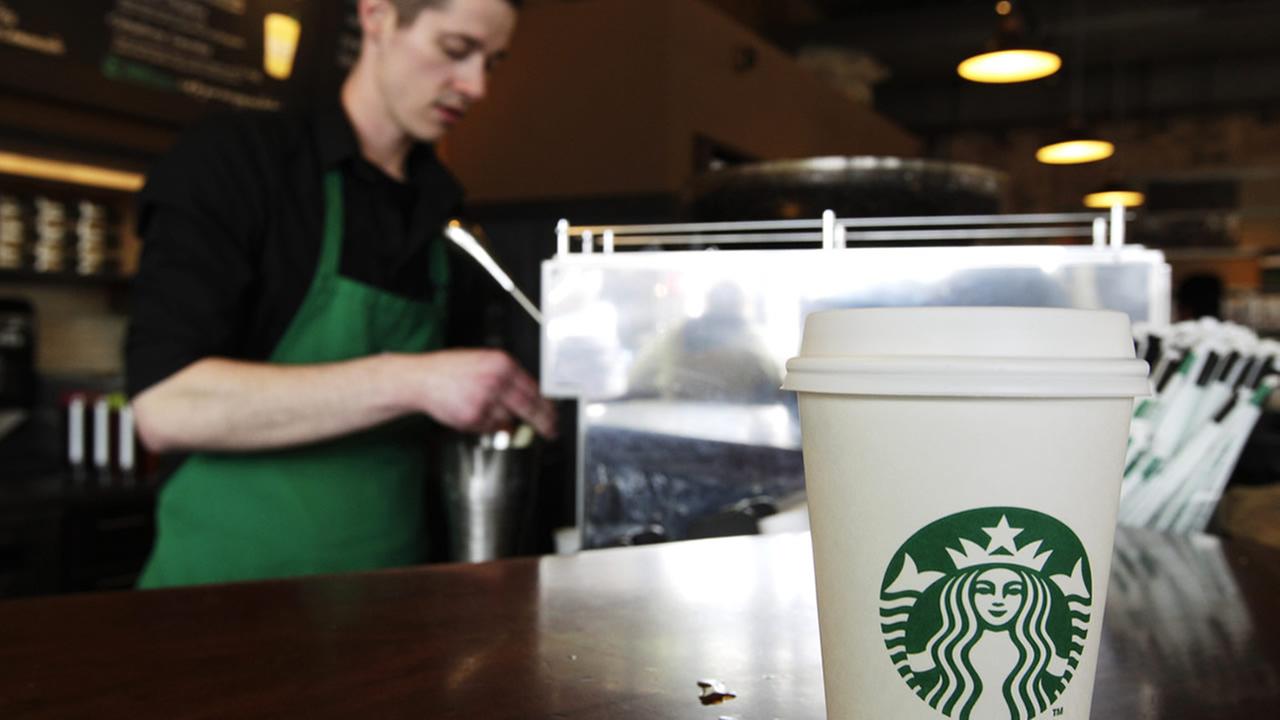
0,529 -> 1276,719
1098,528 -> 1280,719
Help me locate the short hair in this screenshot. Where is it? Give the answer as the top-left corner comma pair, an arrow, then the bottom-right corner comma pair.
391,0 -> 523,26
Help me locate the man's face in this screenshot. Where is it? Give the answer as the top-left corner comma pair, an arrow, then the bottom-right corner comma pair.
368,0 -> 517,142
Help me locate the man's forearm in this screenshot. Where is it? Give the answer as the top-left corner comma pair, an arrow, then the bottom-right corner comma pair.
132,348 -> 558,454
131,355 -> 410,453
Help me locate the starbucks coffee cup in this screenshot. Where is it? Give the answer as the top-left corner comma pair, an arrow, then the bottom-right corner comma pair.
783,307 -> 1150,720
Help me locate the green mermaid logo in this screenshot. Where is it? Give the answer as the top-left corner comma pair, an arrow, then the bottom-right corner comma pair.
880,508 -> 1092,720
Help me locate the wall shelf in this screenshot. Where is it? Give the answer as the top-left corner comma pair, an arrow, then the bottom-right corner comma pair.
0,269 -> 131,288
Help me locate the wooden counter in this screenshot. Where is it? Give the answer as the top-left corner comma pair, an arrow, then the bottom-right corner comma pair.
1,528 -> 1277,718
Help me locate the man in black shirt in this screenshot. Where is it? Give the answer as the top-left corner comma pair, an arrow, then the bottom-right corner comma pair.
126,0 -> 553,588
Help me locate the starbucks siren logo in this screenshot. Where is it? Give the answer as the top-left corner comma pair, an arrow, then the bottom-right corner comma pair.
879,507 -> 1092,720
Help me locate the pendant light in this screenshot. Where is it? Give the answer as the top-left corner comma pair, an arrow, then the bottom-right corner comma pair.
1035,0 -> 1112,165
1036,133 -> 1114,165
957,1 -> 1062,84
1084,181 -> 1145,208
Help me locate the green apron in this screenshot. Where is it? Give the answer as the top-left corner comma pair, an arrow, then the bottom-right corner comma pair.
139,170 -> 449,588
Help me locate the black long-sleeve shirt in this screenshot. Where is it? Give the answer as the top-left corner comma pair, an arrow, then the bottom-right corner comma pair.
126,105 -> 495,398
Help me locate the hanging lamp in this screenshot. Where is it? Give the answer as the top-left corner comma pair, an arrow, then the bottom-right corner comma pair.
1036,131 -> 1115,165
1084,180 -> 1145,208
1035,0 -> 1113,166
957,1 -> 1062,84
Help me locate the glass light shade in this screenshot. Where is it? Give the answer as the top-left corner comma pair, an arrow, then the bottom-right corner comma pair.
957,49 -> 1062,83
1084,190 -> 1145,208
1035,139 -> 1115,165
264,13 -> 302,80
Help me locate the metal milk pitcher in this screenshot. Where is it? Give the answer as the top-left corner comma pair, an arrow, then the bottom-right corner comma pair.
440,426 -> 538,563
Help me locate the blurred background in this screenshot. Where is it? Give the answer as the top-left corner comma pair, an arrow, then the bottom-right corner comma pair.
2,0 -> 1279,597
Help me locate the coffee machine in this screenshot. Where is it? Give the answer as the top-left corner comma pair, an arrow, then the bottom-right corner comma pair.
538,208 -> 1171,549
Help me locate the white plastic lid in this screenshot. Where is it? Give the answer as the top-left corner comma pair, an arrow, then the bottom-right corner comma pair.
783,307 -> 1151,398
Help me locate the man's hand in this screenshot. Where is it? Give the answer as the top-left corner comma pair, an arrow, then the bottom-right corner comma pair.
393,349 -> 557,439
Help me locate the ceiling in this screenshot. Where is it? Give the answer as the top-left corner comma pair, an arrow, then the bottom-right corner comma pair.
717,0 -> 1280,136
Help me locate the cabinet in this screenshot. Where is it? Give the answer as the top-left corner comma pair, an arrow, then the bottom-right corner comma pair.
1,108 -> 153,598
0,473 -> 156,598
0,505 -> 60,596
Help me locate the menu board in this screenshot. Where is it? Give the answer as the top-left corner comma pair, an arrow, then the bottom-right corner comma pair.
0,0 -> 354,124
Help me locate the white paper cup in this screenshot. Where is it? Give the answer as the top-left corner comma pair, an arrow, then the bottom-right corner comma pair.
783,307 -> 1149,720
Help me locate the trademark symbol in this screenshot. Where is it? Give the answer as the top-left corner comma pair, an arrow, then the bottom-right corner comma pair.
1053,708 -> 1064,716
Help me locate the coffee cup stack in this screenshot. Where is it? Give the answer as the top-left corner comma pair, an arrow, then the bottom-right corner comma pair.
0,194 -> 23,270
75,200 -> 110,275
32,197 -> 67,274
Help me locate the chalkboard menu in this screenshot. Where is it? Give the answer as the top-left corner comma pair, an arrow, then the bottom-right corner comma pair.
0,0 -> 359,125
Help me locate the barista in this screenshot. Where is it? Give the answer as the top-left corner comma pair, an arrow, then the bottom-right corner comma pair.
125,0 -> 554,588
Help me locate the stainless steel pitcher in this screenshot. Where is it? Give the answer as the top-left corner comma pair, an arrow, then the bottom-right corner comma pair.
440,427 -> 538,563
